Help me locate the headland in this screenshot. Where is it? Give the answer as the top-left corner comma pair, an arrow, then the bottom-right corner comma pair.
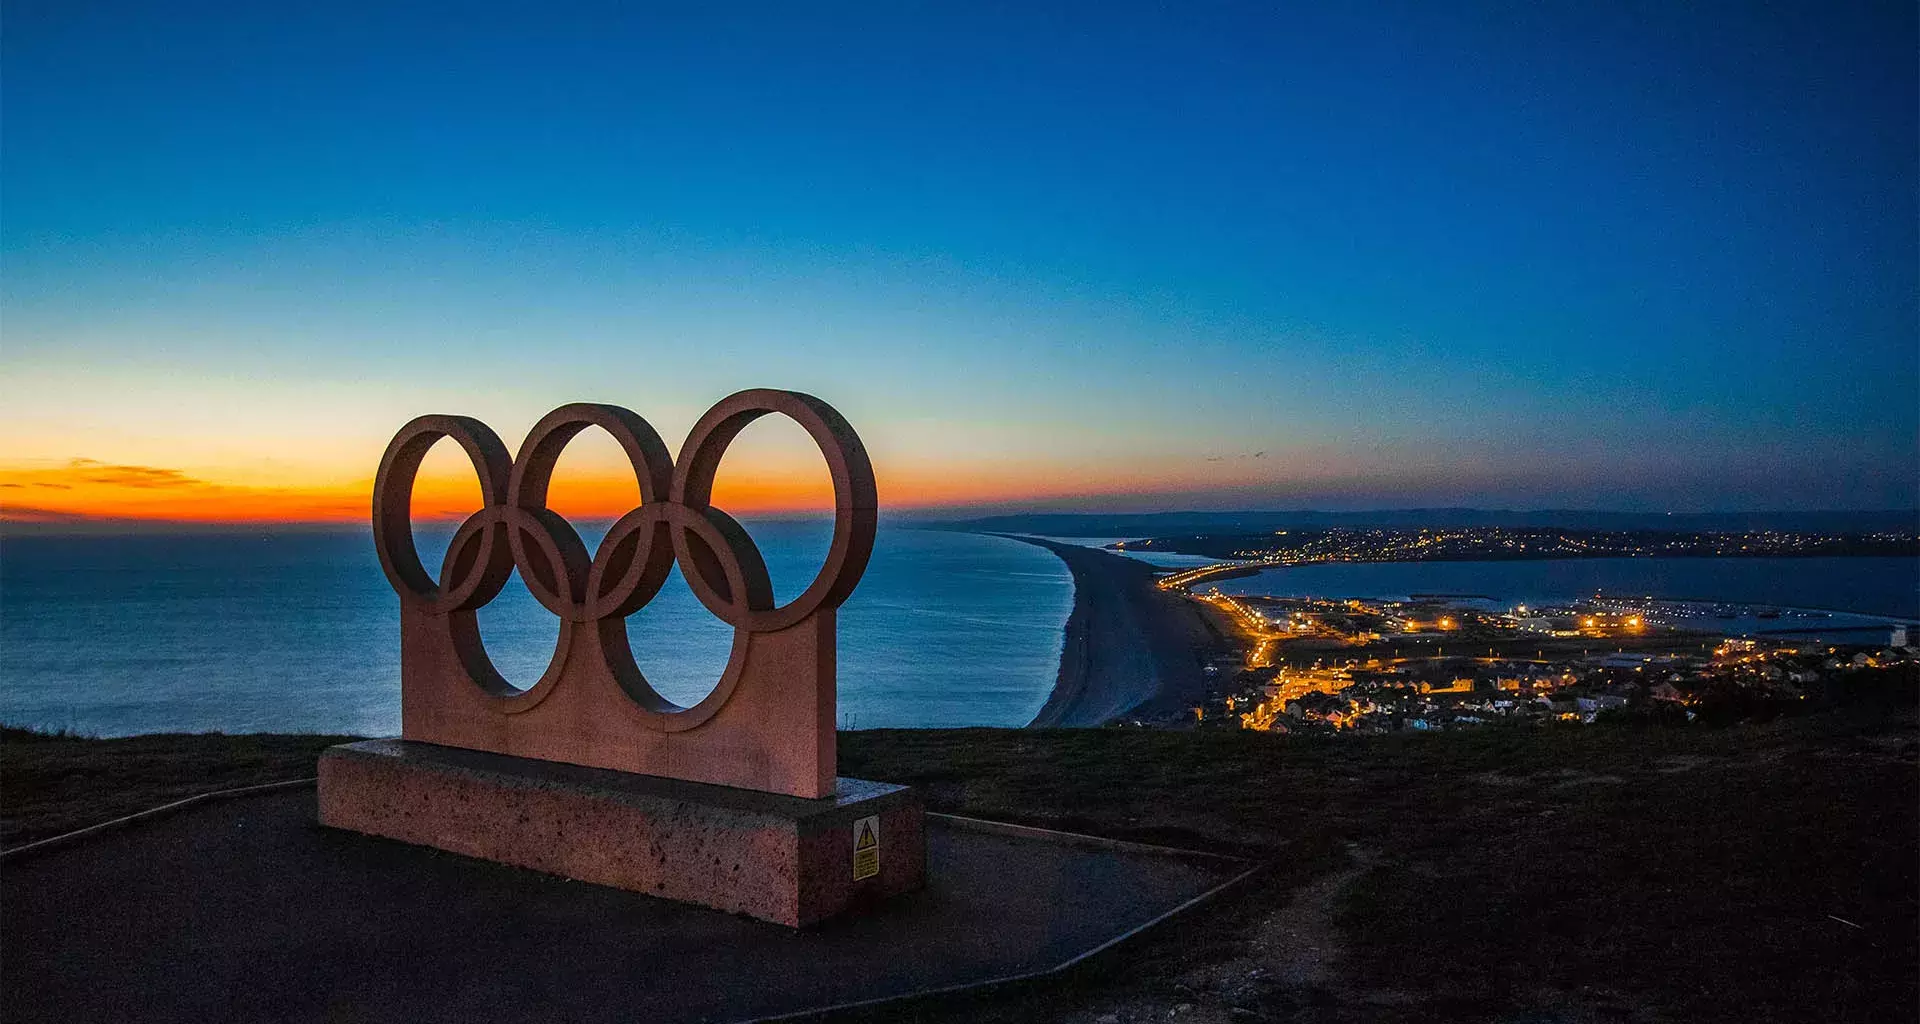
8,705 -> 1915,1023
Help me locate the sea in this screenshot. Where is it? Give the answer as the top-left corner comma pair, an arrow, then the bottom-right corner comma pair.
4,527 -> 1914,738
0,523 -> 1073,737
1191,556 -> 1919,619
1040,535 -> 1916,628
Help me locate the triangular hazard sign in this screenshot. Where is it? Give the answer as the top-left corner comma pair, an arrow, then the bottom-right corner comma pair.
856,823 -> 876,850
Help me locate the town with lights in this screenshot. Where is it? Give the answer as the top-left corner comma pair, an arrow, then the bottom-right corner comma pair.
1121,531 -> 1920,735
1135,526 -> 1918,592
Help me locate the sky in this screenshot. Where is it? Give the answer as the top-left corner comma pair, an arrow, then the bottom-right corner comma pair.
3,1 -> 1915,524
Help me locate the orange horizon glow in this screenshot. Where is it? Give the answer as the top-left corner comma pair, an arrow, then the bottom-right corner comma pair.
0,454 -> 1236,525
0,423 -> 1416,525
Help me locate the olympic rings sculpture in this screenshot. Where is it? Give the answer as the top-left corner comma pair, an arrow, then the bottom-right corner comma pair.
372,389 -> 877,725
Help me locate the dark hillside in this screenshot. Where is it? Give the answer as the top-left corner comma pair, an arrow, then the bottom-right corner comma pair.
5,704 -> 1915,1023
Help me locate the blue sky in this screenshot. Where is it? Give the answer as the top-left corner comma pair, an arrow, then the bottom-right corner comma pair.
3,1 -> 1914,517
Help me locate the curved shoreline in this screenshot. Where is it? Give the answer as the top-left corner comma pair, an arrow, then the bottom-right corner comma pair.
994,536 -> 1228,727
1181,556 -> 1920,622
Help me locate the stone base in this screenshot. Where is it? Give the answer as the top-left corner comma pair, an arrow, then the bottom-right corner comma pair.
317,739 -> 923,927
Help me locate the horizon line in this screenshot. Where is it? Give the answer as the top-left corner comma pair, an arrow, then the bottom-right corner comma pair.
5,504 -> 1915,535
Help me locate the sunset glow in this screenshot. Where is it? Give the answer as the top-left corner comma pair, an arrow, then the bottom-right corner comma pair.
0,451 -> 1320,523
2,4 -> 1913,527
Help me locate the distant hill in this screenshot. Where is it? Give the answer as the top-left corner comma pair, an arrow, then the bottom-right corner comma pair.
925,508 -> 1920,536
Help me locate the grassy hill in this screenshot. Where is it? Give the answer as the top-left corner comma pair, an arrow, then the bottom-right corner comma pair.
5,699 -> 1915,1023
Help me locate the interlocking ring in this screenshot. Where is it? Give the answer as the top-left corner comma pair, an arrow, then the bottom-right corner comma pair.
373,389 -> 877,718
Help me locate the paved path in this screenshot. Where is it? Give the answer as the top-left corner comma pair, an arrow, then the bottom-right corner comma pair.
2,788 -> 1244,1023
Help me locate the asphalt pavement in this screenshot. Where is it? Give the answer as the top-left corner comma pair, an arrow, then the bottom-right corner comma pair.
2,787 -> 1246,1023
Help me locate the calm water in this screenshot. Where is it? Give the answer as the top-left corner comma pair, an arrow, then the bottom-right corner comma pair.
0,524 -> 1073,737
10,529 -> 1912,738
1201,556 -> 1920,620
1027,536 -> 1228,569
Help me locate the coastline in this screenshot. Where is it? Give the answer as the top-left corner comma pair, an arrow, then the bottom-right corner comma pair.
1149,554 -> 1920,622
995,536 -> 1231,727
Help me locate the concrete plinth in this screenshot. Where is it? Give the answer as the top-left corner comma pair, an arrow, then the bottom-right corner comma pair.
317,739 -> 923,927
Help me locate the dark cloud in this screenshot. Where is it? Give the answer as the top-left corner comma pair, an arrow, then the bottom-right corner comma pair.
63,458 -> 204,489
0,505 -> 102,523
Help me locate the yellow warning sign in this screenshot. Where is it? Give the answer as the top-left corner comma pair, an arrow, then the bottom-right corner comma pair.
852,815 -> 880,881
